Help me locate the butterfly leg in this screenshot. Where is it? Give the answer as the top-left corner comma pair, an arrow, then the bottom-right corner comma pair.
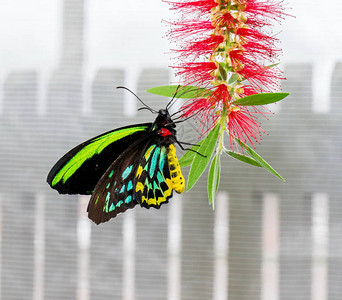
176,140 -> 206,158
177,141 -> 200,147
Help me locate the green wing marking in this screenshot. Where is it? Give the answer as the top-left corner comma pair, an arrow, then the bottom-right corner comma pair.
51,126 -> 148,187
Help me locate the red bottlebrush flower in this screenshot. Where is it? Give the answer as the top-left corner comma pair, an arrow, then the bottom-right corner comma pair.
175,35 -> 224,60
213,12 -> 239,29
167,0 -> 287,150
243,0 -> 286,21
227,106 -> 267,149
173,62 -> 217,86
229,49 -> 282,91
236,27 -> 275,43
238,64 -> 282,92
165,0 -> 216,15
181,84 -> 231,135
238,85 -> 259,97
181,97 -> 219,136
209,84 -> 231,107
166,20 -> 213,41
243,41 -> 279,61
236,28 -> 277,50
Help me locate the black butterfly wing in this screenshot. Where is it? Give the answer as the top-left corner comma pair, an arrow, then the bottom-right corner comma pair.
87,139 -> 185,224
47,123 -> 152,195
87,137 -> 151,224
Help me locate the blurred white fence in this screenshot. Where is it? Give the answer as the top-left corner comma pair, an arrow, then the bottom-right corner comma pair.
1,0 -> 342,299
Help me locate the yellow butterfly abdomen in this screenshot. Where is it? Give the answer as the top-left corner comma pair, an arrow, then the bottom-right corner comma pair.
167,144 -> 185,194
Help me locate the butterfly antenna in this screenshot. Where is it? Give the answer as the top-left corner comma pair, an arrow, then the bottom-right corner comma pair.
138,107 -> 155,112
173,108 -> 202,122
166,84 -> 181,111
169,87 -> 209,114
117,86 -> 157,113
170,105 -> 191,117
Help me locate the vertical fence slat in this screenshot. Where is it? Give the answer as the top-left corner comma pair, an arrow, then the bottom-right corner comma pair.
213,192 -> 229,300
312,193 -> 329,300
168,195 -> 182,300
123,212 -> 136,300
77,196 -> 91,300
34,193 -> 45,300
262,193 -> 279,300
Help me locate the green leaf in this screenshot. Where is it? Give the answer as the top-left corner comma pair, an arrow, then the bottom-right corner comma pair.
225,150 -> 262,167
232,93 -> 289,106
187,124 -> 220,191
146,85 -> 212,99
235,137 -> 285,181
218,63 -> 227,81
179,140 -> 204,167
228,73 -> 238,84
264,63 -> 280,69
208,153 -> 221,206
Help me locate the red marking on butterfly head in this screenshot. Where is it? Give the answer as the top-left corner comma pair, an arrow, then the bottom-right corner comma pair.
159,128 -> 172,137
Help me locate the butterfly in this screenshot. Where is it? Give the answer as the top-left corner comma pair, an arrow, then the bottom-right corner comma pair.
47,87 -> 187,224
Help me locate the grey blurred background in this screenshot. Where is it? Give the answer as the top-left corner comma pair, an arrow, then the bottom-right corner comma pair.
0,0 -> 342,299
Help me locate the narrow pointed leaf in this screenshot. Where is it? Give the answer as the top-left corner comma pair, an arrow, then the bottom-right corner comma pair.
235,137 -> 285,181
187,124 -> 220,191
225,150 -> 262,167
218,63 -> 227,81
264,63 -> 280,69
232,93 -> 289,106
146,85 -> 212,99
208,153 -> 220,206
179,140 -> 204,167
228,73 -> 238,84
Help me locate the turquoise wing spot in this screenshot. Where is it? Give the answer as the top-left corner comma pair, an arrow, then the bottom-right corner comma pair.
106,182 -> 110,189
127,181 -> 133,191
109,170 -> 114,178
104,192 -> 111,212
157,171 -> 164,184
109,203 -> 115,212
122,165 -> 133,180
150,146 -> 161,178
125,195 -> 132,204
159,148 -> 166,170
116,200 -> 123,208
144,162 -> 149,171
120,185 -> 125,194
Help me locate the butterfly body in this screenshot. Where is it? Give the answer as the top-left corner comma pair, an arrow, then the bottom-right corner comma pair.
47,108 -> 185,224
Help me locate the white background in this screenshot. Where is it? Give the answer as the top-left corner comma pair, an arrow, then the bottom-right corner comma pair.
1,0 -> 342,70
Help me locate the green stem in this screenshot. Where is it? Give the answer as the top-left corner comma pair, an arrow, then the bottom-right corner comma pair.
217,105 -> 227,155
